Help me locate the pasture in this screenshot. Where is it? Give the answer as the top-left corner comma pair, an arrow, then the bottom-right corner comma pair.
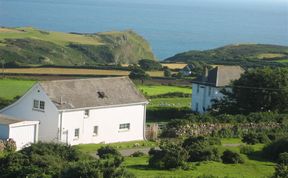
148,97 -> 191,108
3,68 -> 165,77
137,85 -> 191,96
0,79 -> 35,100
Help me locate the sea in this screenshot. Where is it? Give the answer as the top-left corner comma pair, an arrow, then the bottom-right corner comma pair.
0,0 -> 288,60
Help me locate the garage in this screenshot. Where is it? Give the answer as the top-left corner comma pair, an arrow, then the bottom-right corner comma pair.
0,114 -> 39,150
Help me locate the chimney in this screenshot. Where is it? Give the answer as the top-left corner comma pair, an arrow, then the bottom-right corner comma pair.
202,67 -> 209,82
60,96 -> 63,105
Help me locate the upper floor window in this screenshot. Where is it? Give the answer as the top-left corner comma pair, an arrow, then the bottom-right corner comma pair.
84,109 -> 90,117
33,99 -> 45,111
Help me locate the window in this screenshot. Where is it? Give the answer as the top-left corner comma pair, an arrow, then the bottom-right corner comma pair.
40,101 -> 45,110
195,103 -> 199,112
33,100 -> 45,111
208,87 -> 212,96
93,126 -> 98,136
197,84 -> 200,93
119,123 -> 130,130
84,110 -> 89,117
74,128 -> 80,138
33,100 -> 39,109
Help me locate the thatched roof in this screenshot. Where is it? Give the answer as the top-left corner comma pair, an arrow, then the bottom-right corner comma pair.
194,65 -> 245,87
39,77 -> 148,110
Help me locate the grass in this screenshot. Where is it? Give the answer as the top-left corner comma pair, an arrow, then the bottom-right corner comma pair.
123,138 -> 275,178
161,63 -> 187,69
137,85 -> 191,96
76,140 -> 156,154
4,68 -> 164,77
276,59 -> 288,63
148,97 -> 191,108
0,79 -> 35,100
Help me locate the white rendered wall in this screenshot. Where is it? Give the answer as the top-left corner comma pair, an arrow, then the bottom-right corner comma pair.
192,83 -> 223,113
59,104 -> 146,145
1,84 -> 59,141
9,124 -> 37,150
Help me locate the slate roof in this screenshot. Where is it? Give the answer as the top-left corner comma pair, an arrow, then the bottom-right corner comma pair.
194,65 -> 245,87
39,77 -> 148,110
0,114 -> 22,125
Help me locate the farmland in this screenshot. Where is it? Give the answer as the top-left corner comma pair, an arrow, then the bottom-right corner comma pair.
0,79 -> 35,100
3,68 -> 165,77
137,85 -> 191,96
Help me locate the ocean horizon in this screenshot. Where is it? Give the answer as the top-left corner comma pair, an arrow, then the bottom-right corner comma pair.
0,0 -> 287,60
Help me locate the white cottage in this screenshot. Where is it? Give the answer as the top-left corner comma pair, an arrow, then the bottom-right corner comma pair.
0,77 -> 148,145
0,114 -> 39,150
191,65 -> 244,113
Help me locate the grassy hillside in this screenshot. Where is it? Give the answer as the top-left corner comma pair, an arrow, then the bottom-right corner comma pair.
0,27 -> 156,66
165,44 -> 288,66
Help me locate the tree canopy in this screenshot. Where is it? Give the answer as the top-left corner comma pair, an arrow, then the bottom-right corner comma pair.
213,67 -> 288,114
138,59 -> 162,71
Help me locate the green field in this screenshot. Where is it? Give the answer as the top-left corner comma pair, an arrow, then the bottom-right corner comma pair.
148,97 -> 191,108
276,59 -> 288,63
137,85 -> 191,96
0,79 -> 35,100
76,138 -> 275,178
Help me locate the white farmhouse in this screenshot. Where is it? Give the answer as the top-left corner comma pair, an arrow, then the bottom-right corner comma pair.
1,77 -> 148,145
191,65 -> 244,113
0,114 -> 39,150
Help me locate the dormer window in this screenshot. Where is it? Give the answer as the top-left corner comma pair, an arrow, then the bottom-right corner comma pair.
97,91 -> 106,98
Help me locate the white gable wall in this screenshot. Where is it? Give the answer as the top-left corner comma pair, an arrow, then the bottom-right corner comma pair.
192,83 -> 223,113
1,84 -> 59,141
59,104 -> 146,145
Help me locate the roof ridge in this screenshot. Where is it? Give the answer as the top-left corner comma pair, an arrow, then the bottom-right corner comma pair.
39,76 -> 127,84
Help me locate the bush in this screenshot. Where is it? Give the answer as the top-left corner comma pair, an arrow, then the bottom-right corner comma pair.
138,59 -> 162,71
148,142 -> 188,169
278,152 -> 288,164
221,150 -> 244,164
0,140 -> 5,152
272,164 -> 288,178
182,136 -> 220,162
242,133 -> 270,145
130,151 -> 145,157
263,137 -> 288,160
97,146 -> 122,159
61,160 -> 102,178
5,139 -> 16,152
240,145 -> 255,155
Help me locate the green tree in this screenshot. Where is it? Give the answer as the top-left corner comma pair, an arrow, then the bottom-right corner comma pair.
138,59 -> 162,71
129,67 -> 150,83
163,68 -> 172,77
213,67 -> 288,114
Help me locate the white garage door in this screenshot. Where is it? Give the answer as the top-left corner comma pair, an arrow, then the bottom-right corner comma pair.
9,125 -> 36,150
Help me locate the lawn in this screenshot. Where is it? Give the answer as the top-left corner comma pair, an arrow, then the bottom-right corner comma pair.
148,97 -> 191,108
123,139 -> 275,178
276,59 -> 288,63
137,85 -> 191,96
0,79 -> 35,100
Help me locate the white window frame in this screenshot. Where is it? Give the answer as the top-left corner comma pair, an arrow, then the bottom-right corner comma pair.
119,123 -> 130,131
74,128 -> 80,139
93,126 -> 98,136
33,99 -> 45,111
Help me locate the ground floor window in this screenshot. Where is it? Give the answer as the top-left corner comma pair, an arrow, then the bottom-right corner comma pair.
74,128 -> 80,138
93,126 -> 98,136
119,123 -> 130,130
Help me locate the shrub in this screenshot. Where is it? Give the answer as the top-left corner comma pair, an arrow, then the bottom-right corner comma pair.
221,150 -> 244,164
272,164 -> 288,178
263,137 -> 288,160
240,145 -> 254,155
278,152 -> 288,164
61,160 -> 102,178
5,139 -> 16,152
97,146 -> 122,159
0,140 -> 5,152
148,142 -> 188,169
182,136 -> 220,162
131,151 -> 145,157
242,133 -> 270,145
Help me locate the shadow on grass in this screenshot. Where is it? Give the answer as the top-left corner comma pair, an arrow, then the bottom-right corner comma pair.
247,150 -> 275,165
127,164 -> 153,170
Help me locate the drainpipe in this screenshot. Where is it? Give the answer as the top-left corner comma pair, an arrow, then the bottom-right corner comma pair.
143,104 -> 147,141
59,111 -> 63,142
